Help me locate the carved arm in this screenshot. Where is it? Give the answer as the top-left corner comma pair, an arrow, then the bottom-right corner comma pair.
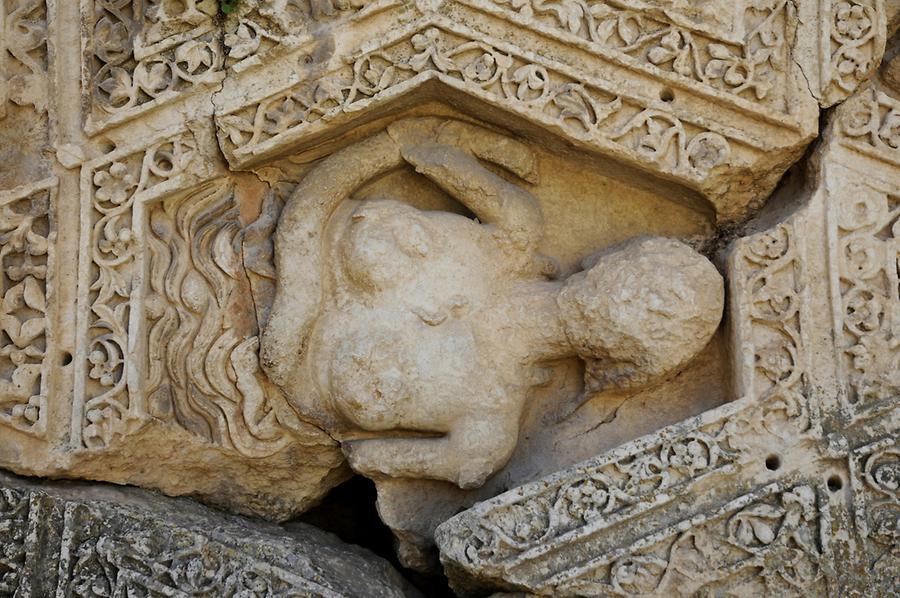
260,132 -> 404,388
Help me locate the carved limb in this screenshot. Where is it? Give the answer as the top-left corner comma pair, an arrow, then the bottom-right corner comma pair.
260,132 -> 404,388
343,413 -> 519,488
388,118 -> 543,254
387,117 -> 539,183
400,143 -> 544,253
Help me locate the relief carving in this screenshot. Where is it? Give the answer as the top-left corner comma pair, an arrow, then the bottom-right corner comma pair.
260,116 -> 724,489
78,132 -> 204,448
0,487 -> 28,595
823,0 -> 885,105
488,0 -> 792,107
1,0 -> 48,117
144,182 -> 303,457
217,25 -> 734,183
0,178 -> 54,436
853,439 -> 900,592
1,1 -> 899,595
0,471 -> 417,598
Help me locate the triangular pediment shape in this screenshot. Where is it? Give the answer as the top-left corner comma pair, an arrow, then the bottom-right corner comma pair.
75,0 -> 885,221
213,16 -> 809,221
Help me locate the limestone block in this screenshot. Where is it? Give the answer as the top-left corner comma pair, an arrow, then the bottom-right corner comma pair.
435,69 -> 900,598
0,469 -> 420,597
0,0 -> 897,593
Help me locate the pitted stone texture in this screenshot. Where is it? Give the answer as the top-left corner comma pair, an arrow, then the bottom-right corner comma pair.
558,237 -> 724,393
0,0 -> 895,588
0,469 -> 420,598
261,118 -> 724,494
433,70 -> 900,598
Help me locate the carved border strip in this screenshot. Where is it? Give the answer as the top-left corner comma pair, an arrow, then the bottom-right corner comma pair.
1,0 -> 49,119
547,483 -> 831,596
458,0 -> 795,114
847,434 -> 900,589
0,479 -> 346,597
839,87 -> 900,166
0,177 -> 57,438
819,0 -> 886,107
73,126 -> 214,449
827,86 -> 900,424
217,18 -> 769,185
730,219 -> 819,438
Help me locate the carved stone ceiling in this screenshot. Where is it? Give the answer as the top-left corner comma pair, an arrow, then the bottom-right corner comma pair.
0,0 -> 897,596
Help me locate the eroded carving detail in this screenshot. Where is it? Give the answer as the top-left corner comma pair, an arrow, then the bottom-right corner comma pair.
0,178 -> 55,436
0,473 -> 411,597
1,0 -> 48,118
851,436 -> 900,594
222,0 -> 388,69
86,0 -> 223,132
260,116 -> 724,489
0,487 -> 28,595
488,0 -> 792,108
65,528 -> 338,597
77,132 -> 201,449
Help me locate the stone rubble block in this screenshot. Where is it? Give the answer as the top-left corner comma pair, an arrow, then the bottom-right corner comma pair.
0,470 -> 421,598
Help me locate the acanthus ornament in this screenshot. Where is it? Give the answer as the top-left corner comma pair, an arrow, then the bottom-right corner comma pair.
441,483 -> 828,596
1,0 -> 48,118
76,133 -> 200,449
487,0 -> 791,110
217,25 -> 731,180
86,0 -> 224,133
826,142 -> 899,415
0,178 -> 56,436
436,415 -> 741,569
730,222 -> 813,443
570,485 -> 827,597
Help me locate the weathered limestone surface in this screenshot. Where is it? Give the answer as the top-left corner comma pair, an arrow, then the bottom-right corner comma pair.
0,469 -> 420,597
436,53 -> 900,597
0,0 -> 897,596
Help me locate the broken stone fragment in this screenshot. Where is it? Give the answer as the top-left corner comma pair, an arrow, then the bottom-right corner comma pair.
0,469 -> 421,598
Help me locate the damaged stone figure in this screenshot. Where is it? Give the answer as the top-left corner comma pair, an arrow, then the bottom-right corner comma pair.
1,0 -> 897,595
261,117 -> 724,489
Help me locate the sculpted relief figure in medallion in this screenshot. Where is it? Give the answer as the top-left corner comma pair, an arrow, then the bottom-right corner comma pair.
260,117 -> 725,489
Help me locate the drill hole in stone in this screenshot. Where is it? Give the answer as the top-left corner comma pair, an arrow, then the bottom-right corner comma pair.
61,351 -> 73,367
765,454 -> 781,471
827,475 -> 843,492
660,88 -> 675,103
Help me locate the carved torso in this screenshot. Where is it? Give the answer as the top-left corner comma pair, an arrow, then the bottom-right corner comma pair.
307,199 -> 524,438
